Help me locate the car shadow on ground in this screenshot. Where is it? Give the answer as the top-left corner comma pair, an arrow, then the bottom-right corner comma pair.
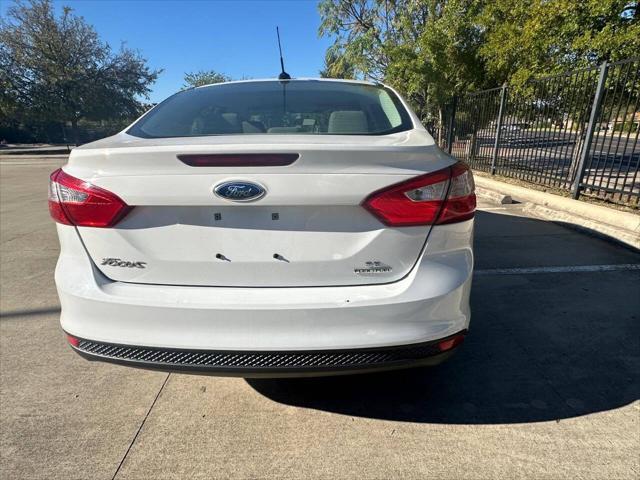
247,211 -> 640,424
0,307 -> 61,320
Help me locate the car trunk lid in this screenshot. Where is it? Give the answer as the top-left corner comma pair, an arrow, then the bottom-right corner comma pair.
65,131 -> 454,287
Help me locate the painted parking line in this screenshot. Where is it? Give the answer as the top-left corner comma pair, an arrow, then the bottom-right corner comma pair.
475,263 -> 640,275
0,159 -> 67,165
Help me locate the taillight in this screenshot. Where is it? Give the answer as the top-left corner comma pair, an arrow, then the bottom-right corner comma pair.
48,169 -> 131,227
363,162 -> 475,226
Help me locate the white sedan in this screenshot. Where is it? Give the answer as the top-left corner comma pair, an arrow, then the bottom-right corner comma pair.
49,78 -> 475,376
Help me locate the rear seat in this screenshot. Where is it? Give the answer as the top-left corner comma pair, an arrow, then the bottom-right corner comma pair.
242,120 -> 266,133
328,111 -> 368,134
191,112 -> 242,134
267,126 -> 302,133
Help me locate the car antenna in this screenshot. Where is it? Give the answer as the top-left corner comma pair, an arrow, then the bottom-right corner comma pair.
276,27 -> 291,80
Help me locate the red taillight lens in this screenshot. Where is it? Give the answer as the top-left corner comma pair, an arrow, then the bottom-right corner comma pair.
48,169 -> 131,227
437,332 -> 466,352
437,162 -> 477,224
363,162 -> 475,226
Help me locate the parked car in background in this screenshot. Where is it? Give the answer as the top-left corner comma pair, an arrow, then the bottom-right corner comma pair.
49,78 -> 475,376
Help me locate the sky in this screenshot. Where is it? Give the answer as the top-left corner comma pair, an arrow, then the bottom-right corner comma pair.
0,0 -> 333,103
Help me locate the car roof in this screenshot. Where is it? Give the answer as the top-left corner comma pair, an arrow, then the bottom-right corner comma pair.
193,78 -> 384,90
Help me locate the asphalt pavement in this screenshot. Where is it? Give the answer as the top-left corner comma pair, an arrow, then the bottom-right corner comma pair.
1,156 -> 639,479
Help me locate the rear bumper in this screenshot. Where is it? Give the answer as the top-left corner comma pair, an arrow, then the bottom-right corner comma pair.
56,220 -> 473,356
67,331 -> 466,377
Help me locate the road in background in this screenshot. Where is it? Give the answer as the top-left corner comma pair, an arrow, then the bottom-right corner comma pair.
1,157 -> 639,479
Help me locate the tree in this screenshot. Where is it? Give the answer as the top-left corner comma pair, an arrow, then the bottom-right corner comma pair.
319,48 -> 356,79
318,0 -> 488,139
0,0 -> 160,144
183,70 -> 231,88
478,0 -> 640,85
318,0 -> 639,130
388,1 -> 488,125
318,0 -> 397,82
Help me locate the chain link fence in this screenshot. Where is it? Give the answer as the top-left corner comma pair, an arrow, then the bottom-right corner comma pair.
431,58 -> 640,207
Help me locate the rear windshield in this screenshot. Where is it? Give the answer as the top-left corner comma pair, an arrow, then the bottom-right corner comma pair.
127,80 -> 413,138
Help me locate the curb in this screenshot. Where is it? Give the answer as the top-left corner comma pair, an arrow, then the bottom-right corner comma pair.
477,189 -> 512,205
475,176 -> 640,250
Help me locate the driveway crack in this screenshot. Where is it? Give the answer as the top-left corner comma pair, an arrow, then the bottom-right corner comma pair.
111,373 -> 171,480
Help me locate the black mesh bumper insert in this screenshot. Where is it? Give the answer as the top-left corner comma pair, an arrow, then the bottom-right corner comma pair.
74,337 -> 455,371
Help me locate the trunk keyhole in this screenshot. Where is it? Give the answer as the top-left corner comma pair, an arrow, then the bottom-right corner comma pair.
216,253 -> 230,262
273,253 -> 289,263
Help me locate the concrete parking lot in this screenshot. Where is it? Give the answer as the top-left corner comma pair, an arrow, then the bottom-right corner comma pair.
1,156 -> 639,479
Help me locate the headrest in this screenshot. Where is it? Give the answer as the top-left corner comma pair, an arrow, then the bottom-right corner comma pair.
328,111 -> 368,133
267,126 -> 302,133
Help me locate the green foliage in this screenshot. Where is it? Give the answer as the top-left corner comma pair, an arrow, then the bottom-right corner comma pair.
0,0 -> 160,143
320,48 -> 356,79
183,70 -> 231,89
318,0 -> 390,81
388,0 -> 488,118
318,0 -> 489,122
318,0 -> 639,120
475,0 -> 639,85
613,121 -> 639,133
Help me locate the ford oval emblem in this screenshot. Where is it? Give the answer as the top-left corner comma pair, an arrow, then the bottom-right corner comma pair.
214,181 -> 266,202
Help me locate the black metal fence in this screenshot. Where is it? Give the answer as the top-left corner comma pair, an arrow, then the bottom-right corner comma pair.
432,58 -> 640,207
